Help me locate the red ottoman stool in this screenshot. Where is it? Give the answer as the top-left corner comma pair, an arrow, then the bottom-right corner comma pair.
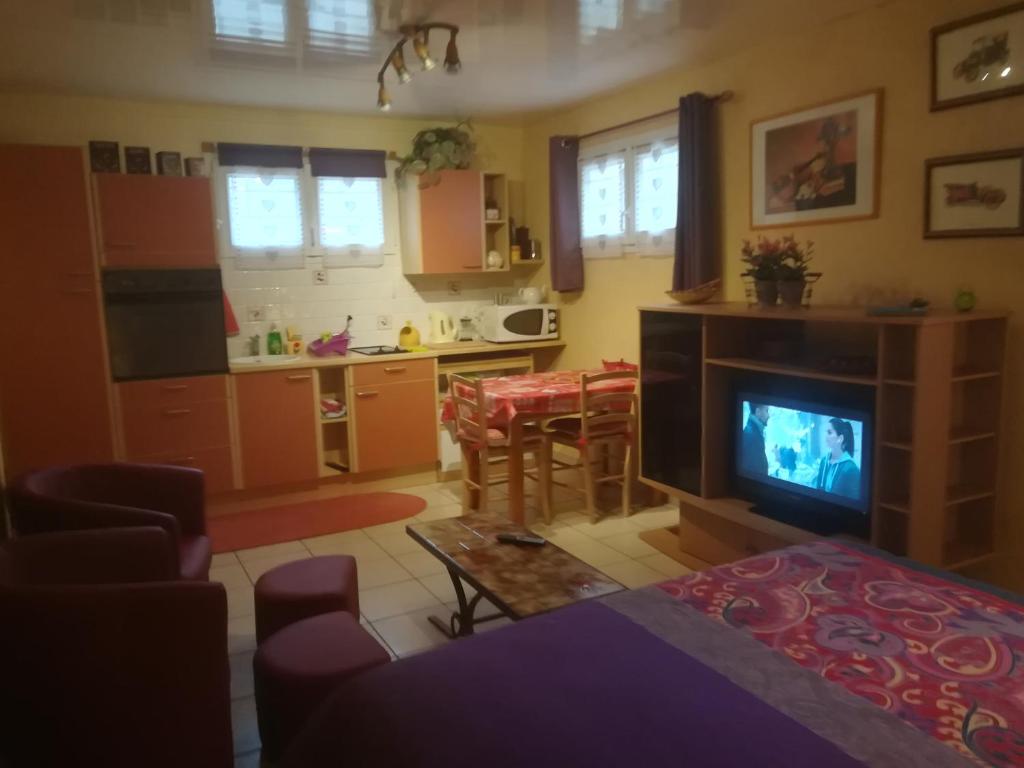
253,611 -> 391,761
254,555 -> 358,644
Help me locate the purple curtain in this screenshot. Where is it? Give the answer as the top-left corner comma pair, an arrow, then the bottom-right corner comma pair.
672,93 -> 720,291
549,136 -> 583,293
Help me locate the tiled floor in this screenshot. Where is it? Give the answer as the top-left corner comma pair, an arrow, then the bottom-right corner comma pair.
224,478 -> 688,767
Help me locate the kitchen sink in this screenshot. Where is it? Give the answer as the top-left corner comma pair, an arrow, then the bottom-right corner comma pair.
229,355 -> 302,366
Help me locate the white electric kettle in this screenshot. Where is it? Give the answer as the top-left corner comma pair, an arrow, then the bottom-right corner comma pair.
428,311 -> 458,343
518,286 -> 545,305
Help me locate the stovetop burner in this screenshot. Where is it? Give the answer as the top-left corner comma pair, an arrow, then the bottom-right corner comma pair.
349,345 -> 410,356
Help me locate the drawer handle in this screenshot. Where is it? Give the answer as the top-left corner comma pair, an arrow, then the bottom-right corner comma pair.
383,366 -> 406,373
171,456 -> 197,465
462,265 -> 483,270
163,408 -> 192,417
286,374 -> 312,381
162,384 -> 189,392
356,391 -> 379,398
62,288 -> 94,294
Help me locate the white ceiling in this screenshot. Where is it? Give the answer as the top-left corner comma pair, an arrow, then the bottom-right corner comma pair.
0,0 -> 888,117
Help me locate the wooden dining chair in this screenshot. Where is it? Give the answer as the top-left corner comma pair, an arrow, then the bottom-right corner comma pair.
542,370 -> 638,523
449,373 -> 550,516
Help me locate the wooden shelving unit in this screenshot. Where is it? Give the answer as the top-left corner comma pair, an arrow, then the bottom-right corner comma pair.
482,173 -> 509,272
313,367 -> 352,477
638,303 -> 1009,577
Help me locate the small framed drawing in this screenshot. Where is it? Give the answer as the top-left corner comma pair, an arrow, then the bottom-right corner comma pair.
156,151 -> 183,176
931,2 -> 1024,111
751,89 -> 882,229
925,147 -> 1024,238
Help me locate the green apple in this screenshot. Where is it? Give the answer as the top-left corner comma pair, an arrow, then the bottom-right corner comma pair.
955,289 -> 976,312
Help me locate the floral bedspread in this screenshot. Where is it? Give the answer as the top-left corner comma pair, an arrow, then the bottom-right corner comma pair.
658,541 -> 1024,767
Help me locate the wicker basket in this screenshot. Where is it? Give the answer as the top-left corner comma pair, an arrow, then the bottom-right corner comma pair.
665,278 -> 721,305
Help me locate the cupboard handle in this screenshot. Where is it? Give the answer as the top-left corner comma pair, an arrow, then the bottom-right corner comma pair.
383,366 -> 406,373
462,265 -> 483,270
62,288 -> 94,294
162,384 -> 189,391
356,391 -> 379,398
286,374 -> 312,381
171,456 -> 197,465
67,271 -> 93,277
163,408 -> 192,416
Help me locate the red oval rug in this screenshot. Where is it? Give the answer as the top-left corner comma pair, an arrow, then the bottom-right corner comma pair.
207,492 -> 428,553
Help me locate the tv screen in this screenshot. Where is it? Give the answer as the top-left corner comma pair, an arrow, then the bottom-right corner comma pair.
736,393 -> 871,515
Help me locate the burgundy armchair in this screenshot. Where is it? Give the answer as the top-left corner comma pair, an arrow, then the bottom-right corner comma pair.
0,527 -> 233,768
8,463 -> 212,580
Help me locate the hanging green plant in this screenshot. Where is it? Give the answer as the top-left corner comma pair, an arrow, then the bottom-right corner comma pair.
395,121 -> 475,182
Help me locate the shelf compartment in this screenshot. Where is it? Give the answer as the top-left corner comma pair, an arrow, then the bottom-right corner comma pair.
877,444 -> 912,514
881,325 -> 916,382
952,318 -> 1005,378
943,496 -> 995,570
874,505 -> 908,556
950,375 -> 1001,438
705,357 -> 875,386
945,425 -> 997,505
320,415 -> 349,425
949,427 -> 996,445
322,422 -> 350,474
880,384 -> 913,445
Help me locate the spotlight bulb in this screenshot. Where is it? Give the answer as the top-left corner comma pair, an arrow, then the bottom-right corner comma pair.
377,83 -> 391,111
444,33 -> 461,73
392,48 -> 412,83
412,32 -> 436,71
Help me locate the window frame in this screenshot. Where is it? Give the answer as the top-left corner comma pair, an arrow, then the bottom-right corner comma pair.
578,122 -> 678,260
311,174 -> 387,268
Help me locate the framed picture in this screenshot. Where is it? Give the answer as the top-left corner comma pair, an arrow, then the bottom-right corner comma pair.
931,2 -> 1024,111
156,151 -> 183,176
124,146 -> 152,175
751,90 -> 882,229
88,140 -> 120,173
924,147 -> 1024,238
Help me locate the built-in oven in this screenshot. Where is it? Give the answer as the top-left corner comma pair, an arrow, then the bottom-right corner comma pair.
102,268 -> 229,382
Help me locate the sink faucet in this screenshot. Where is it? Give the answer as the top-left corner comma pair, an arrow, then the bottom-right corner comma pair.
248,335 -> 260,356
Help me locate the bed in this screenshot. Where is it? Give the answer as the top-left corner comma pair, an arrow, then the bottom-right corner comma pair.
283,541 -> 1024,768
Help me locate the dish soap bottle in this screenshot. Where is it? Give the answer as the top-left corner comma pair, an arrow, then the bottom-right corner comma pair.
267,323 -> 283,355
398,321 -> 421,350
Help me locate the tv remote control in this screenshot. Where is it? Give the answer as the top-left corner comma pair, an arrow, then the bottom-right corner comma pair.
496,533 -> 547,547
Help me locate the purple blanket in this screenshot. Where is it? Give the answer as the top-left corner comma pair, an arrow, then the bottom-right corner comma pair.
283,588 -> 971,768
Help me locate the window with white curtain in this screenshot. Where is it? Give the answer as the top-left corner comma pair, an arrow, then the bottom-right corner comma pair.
212,0 -> 288,44
316,176 -> 386,266
224,168 -> 306,267
579,125 -> 678,258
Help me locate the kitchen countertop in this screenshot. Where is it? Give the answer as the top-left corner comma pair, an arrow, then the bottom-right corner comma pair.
228,339 -> 565,374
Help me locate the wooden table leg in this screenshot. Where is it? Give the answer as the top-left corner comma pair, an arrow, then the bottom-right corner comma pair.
507,416 -> 525,525
462,440 -> 481,511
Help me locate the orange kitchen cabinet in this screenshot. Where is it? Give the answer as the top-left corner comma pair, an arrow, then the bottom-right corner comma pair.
399,170 -> 487,274
93,174 -> 217,268
0,145 -> 114,477
236,370 -> 319,488
351,378 -> 438,473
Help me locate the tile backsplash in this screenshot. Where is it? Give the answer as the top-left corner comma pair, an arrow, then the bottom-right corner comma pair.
222,254 -> 532,358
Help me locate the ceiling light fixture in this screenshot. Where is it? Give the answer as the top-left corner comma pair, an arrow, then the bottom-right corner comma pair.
376,22 -> 460,111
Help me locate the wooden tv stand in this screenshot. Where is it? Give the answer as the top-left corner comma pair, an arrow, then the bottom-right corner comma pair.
637,303 -> 1009,576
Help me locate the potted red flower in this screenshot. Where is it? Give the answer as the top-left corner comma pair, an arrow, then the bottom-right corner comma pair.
741,235 -> 817,308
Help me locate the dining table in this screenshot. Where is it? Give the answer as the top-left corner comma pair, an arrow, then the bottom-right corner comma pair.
440,369 -> 637,524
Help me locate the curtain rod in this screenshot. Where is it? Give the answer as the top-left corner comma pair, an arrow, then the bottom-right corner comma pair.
576,90 -> 732,142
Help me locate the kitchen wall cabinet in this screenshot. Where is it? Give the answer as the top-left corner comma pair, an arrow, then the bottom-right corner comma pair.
93,174 -> 216,268
350,361 -> 437,473
0,144 -> 114,477
399,170 -> 509,275
236,370 -> 319,488
117,375 -> 234,494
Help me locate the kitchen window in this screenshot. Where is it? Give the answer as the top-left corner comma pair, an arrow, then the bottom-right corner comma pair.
579,124 -> 678,258
223,167 -> 307,268
315,176 -> 386,266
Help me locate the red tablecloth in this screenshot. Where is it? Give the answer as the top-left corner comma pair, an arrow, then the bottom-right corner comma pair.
440,370 -> 636,426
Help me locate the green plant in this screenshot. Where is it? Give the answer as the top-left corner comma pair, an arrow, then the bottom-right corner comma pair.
741,235 -> 813,281
396,121 -> 475,178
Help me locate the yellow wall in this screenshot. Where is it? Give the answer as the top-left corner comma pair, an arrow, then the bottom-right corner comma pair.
522,0 -> 1024,587
0,91 -> 525,180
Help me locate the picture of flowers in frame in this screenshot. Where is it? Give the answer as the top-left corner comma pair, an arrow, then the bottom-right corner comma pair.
750,90 -> 882,229
924,147 -> 1024,238
931,2 -> 1024,111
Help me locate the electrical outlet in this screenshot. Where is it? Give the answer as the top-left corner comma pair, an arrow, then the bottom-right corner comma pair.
376,315 -> 392,331
447,280 -> 462,296
312,269 -> 328,285
246,306 -> 265,322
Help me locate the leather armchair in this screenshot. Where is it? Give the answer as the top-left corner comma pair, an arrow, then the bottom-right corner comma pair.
0,527 -> 233,768
8,463 -> 212,580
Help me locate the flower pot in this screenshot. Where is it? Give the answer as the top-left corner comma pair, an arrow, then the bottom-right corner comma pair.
754,279 -> 779,307
778,279 -> 806,308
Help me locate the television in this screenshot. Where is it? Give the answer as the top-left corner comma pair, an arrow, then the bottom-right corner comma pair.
733,390 -> 872,538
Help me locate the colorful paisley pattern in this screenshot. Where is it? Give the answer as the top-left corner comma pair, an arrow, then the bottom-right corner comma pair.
658,542 -> 1024,767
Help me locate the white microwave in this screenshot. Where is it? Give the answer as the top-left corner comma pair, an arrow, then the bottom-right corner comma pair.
478,304 -> 559,343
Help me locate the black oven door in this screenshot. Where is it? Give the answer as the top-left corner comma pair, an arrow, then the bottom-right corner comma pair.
103,268 -> 229,382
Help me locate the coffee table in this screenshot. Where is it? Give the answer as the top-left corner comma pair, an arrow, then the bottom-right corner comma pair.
406,512 -> 623,638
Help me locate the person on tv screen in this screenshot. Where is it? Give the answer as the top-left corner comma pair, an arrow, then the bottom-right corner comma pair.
815,418 -> 861,499
741,404 -> 770,476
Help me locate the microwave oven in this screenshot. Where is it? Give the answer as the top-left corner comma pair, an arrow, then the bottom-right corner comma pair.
478,304 -> 559,343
